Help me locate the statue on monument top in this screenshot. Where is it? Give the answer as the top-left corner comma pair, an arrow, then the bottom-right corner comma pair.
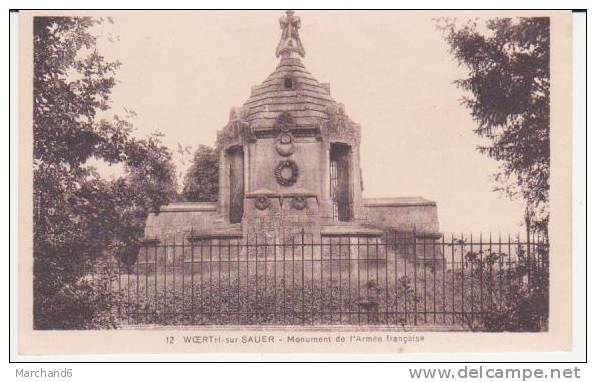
275,10 -> 305,58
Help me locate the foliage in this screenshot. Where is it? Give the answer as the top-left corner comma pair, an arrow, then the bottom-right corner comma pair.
450,245 -> 549,332
182,145 -> 219,202
33,17 -> 176,329
438,17 -> 550,234
110,273 -> 422,327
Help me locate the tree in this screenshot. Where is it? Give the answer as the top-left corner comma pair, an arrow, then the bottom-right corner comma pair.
453,245 -> 549,332
438,18 -> 550,235
112,133 -> 179,266
182,145 -> 219,202
33,17 -> 176,329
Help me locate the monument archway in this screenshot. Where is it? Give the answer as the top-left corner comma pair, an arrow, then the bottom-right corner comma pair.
330,142 -> 353,222
227,146 -> 244,223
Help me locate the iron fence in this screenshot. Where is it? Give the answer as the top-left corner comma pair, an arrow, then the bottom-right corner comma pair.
86,230 -> 549,330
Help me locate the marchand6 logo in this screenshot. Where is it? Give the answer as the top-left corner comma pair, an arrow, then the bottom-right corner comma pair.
16,368 -> 73,378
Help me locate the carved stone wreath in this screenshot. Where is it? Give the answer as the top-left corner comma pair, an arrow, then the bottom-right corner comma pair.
274,160 -> 299,186
254,196 -> 271,210
291,196 -> 307,210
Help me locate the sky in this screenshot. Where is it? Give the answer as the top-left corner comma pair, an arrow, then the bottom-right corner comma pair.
91,11 -> 526,235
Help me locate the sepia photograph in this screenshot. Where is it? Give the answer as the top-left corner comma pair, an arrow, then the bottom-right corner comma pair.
14,9 -> 577,356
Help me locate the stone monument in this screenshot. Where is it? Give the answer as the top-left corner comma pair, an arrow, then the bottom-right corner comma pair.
145,11 -> 440,248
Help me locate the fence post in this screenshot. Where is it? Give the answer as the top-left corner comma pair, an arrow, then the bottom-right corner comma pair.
273,231 -> 277,323
413,226 -> 418,326
301,228 -> 305,326
526,219 -> 532,289
190,228 -> 195,325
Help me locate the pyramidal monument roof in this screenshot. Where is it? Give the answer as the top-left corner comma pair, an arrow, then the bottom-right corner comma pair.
242,11 -> 337,129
